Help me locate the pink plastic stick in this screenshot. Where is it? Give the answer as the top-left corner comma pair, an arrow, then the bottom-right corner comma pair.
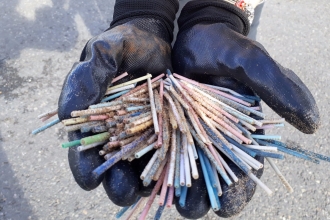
181,81 -> 251,144
250,106 -> 261,111
158,164 -> 169,206
155,113 -> 163,147
138,168 -> 166,220
157,80 -> 164,147
41,114 -> 56,122
89,115 -> 109,121
159,80 -> 164,106
38,109 -> 58,119
190,102 -> 209,142
208,144 -> 226,172
120,73 -> 165,99
166,186 -> 175,208
111,72 -> 128,84
123,197 -> 147,220
206,100 -> 240,123
173,73 -> 251,106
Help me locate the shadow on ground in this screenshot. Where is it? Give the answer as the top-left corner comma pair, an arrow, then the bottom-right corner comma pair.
0,1 -> 113,219
0,131 -> 36,220
1,0 -> 112,60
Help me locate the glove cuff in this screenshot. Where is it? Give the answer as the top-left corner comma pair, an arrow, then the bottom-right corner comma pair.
110,0 -> 179,42
178,0 -> 250,36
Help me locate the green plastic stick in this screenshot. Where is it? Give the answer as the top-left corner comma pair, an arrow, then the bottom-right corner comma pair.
61,140 -> 81,148
80,132 -> 110,146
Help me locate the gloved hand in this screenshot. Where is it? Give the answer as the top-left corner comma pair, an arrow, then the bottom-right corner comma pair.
172,0 -> 320,218
58,0 -> 179,207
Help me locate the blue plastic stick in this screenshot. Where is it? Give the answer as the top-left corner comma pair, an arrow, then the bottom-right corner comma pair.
235,122 -> 251,136
115,206 -> 130,219
135,143 -> 156,158
118,131 -> 129,140
212,92 -> 264,118
188,124 -> 232,186
200,121 -> 251,175
126,105 -> 150,112
32,118 -> 60,135
256,140 -> 319,164
251,135 -> 281,141
130,197 -> 141,209
179,186 -> 188,207
266,140 -> 286,147
115,196 -> 141,219
101,90 -> 130,103
130,111 -> 143,117
89,100 -> 123,109
92,129 -> 153,177
204,146 -> 232,186
286,144 -> 330,162
80,125 -> 95,133
247,133 -> 261,146
219,106 -> 255,124
231,94 -> 255,104
113,111 -> 144,124
234,145 -> 257,157
212,137 -> 250,175
166,69 -> 180,91
154,191 -> 168,220
251,149 -> 285,159
175,184 -> 181,197
225,136 -> 257,157
242,94 -> 261,101
213,187 -> 221,209
268,140 -> 321,164
201,150 -> 217,188
197,147 -> 220,211
174,130 -> 181,189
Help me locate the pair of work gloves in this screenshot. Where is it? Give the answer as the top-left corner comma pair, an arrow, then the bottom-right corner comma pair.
58,0 -> 320,218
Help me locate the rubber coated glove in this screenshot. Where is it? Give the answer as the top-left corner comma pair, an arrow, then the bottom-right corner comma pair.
172,0 -> 320,218
57,0 -> 179,207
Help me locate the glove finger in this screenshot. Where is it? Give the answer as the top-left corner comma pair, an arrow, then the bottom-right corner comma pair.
214,152 -> 263,217
58,23 -> 173,121
173,23 -> 320,134
102,150 -> 160,200
58,33 -> 123,120
110,21 -> 173,83
68,131 -> 105,190
214,159 -> 248,218
175,160 -> 210,219
102,159 -> 140,207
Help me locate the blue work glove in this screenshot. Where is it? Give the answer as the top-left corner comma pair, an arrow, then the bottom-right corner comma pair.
172,0 -> 320,218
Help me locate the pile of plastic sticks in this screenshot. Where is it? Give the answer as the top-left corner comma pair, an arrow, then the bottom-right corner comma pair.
33,70 -> 330,220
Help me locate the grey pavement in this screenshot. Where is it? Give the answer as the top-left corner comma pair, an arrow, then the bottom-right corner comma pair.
1,0 -> 330,219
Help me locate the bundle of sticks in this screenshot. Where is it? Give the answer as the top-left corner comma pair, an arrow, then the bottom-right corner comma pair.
33,70 -> 330,220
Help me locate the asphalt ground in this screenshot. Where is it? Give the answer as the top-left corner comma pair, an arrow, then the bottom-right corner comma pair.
0,0 -> 330,219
